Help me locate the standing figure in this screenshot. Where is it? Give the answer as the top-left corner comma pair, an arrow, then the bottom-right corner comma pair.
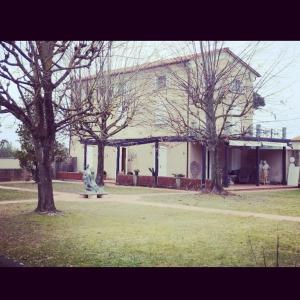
262,160 -> 270,185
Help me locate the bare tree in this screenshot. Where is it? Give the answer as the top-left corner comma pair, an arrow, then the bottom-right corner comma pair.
156,41 -> 274,194
70,42 -> 152,185
0,41 -> 110,213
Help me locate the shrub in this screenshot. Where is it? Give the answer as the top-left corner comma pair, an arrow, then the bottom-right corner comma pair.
148,167 -> 155,176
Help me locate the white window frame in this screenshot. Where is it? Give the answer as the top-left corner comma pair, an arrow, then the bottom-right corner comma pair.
230,79 -> 244,94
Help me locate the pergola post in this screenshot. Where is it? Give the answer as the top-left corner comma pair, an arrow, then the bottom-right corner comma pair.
201,144 -> 206,190
116,146 -> 120,178
282,146 -> 287,185
223,143 -> 229,187
256,146 -> 260,186
154,140 -> 159,186
83,143 -> 87,170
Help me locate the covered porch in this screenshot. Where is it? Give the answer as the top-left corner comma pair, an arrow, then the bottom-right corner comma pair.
222,137 -> 291,187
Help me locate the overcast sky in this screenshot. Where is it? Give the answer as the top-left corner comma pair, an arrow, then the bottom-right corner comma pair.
1,41 -> 300,148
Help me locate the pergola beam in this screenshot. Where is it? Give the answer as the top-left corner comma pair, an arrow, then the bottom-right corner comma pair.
80,135 -> 202,147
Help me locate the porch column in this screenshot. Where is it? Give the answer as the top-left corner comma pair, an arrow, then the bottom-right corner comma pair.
116,146 -> 120,178
154,141 -> 159,186
256,146 -> 260,186
223,143 -> 229,187
282,146 -> 287,185
83,143 -> 87,170
201,144 -> 206,189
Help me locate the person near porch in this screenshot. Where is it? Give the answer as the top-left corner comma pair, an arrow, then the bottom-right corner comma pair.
262,160 -> 270,185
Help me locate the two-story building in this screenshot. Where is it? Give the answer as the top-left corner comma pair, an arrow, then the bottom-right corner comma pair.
69,48 -> 293,187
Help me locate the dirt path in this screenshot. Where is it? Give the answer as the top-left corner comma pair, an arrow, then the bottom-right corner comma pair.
1,185 -> 300,223
104,197 -> 300,223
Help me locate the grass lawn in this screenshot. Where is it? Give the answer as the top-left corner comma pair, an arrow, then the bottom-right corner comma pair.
0,201 -> 299,267
0,188 -> 37,201
0,182 -> 172,195
140,190 -> 300,217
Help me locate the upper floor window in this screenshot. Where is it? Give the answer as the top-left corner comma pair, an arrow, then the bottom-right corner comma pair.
156,75 -> 166,89
230,79 -> 244,94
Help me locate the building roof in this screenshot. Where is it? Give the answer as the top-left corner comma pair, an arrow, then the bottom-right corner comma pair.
81,47 -> 261,82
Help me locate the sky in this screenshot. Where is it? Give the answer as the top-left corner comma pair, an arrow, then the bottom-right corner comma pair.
1,41 -> 300,149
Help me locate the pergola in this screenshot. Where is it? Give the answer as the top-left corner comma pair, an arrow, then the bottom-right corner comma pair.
81,135 -> 206,187
80,135 -> 291,188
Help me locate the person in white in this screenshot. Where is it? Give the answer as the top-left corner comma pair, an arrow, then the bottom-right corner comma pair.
262,160 -> 270,185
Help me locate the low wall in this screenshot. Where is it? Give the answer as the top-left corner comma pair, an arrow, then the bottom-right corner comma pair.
0,169 -> 27,181
116,174 -> 134,186
56,171 -> 109,181
157,176 -> 176,189
56,171 -> 83,181
180,178 -> 201,190
116,175 -> 212,191
138,176 -> 155,187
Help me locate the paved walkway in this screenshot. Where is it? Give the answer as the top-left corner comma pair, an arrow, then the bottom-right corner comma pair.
1,185 -> 300,223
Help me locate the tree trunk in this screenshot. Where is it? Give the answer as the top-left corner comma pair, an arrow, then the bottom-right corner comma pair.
209,143 -> 224,194
96,143 -> 105,186
34,139 -> 57,213
205,94 -> 225,195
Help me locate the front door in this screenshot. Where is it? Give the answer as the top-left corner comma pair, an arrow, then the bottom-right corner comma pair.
153,145 -> 167,176
159,146 -> 167,176
121,147 -> 127,174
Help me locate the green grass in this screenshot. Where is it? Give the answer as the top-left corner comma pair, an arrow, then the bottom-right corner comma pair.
0,201 -> 299,267
140,190 -> 300,217
0,182 -> 172,195
0,188 -> 37,201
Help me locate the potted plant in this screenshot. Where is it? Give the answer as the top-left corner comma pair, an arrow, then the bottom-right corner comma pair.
133,169 -> 140,186
148,167 -> 155,176
172,173 -> 185,189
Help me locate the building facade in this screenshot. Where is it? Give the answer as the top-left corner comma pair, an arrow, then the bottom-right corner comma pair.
69,48 -> 293,186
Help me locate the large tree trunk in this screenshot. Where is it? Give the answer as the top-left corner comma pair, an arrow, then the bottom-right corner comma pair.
209,143 -> 224,194
205,94 -> 225,194
34,138 -> 57,213
96,143 -> 105,186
